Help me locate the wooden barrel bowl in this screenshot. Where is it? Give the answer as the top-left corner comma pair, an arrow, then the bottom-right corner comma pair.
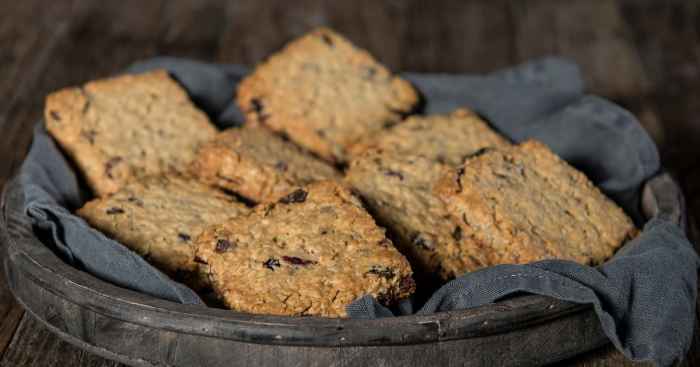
0,172 -> 684,367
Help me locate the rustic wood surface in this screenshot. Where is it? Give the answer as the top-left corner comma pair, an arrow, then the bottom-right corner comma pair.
0,0 -> 698,365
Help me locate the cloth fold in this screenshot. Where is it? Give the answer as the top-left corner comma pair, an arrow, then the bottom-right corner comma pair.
19,124 -> 203,305
17,56 -> 697,366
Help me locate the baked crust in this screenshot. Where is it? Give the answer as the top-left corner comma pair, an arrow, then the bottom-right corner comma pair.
236,28 -> 418,163
195,181 -> 415,317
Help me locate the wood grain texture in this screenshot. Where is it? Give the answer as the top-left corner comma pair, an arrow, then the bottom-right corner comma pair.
0,0 -> 697,366
553,345 -> 654,367
0,1 -> 79,360
0,205 -> 23,359
510,0 -> 651,98
0,314 -> 120,367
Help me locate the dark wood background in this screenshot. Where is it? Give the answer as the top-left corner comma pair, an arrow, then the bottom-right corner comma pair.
1,1 -> 699,366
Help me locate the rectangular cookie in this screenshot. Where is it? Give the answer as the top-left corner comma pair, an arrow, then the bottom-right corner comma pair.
45,70 -> 217,196
194,180 -> 415,317
435,140 -> 638,267
350,108 -> 510,165
236,27 -> 419,163
77,175 -> 250,290
191,127 -> 340,203
345,110 -> 510,280
345,150 -> 488,281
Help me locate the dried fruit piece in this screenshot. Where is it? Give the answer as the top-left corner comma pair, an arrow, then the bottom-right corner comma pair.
105,207 -> 124,215
249,98 -> 269,122
452,227 -> 462,241
279,189 -> 308,204
104,156 -> 123,179
320,33 -> 334,46
81,129 -> 97,144
49,110 -> 61,121
126,196 -> 144,207
215,239 -> 233,253
366,265 -> 395,280
384,170 -> 404,180
399,276 -> 416,293
412,234 -> 434,251
263,258 -> 281,270
282,256 -> 317,266
275,161 -> 288,172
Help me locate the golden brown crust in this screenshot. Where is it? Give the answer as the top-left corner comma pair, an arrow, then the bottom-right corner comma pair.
345,110 -> 510,280
349,108 -> 510,165
435,140 -> 638,267
77,175 -> 249,289
236,28 -> 418,163
195,181 -> 415,317
345,150 -> 486,280
45,70 -> 217,196
191,127 -> 340,203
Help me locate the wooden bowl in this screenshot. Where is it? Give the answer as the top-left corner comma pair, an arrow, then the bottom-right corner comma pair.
0,172 -> 683,367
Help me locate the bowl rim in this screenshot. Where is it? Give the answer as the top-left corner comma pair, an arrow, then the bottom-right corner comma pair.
1,171 -> 683,347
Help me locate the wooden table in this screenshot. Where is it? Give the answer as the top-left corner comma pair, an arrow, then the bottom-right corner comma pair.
0,1 -> 698,366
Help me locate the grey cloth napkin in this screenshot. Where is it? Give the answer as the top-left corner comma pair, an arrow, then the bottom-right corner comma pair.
19,124 -> 203,305
17,56 -> 698,366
